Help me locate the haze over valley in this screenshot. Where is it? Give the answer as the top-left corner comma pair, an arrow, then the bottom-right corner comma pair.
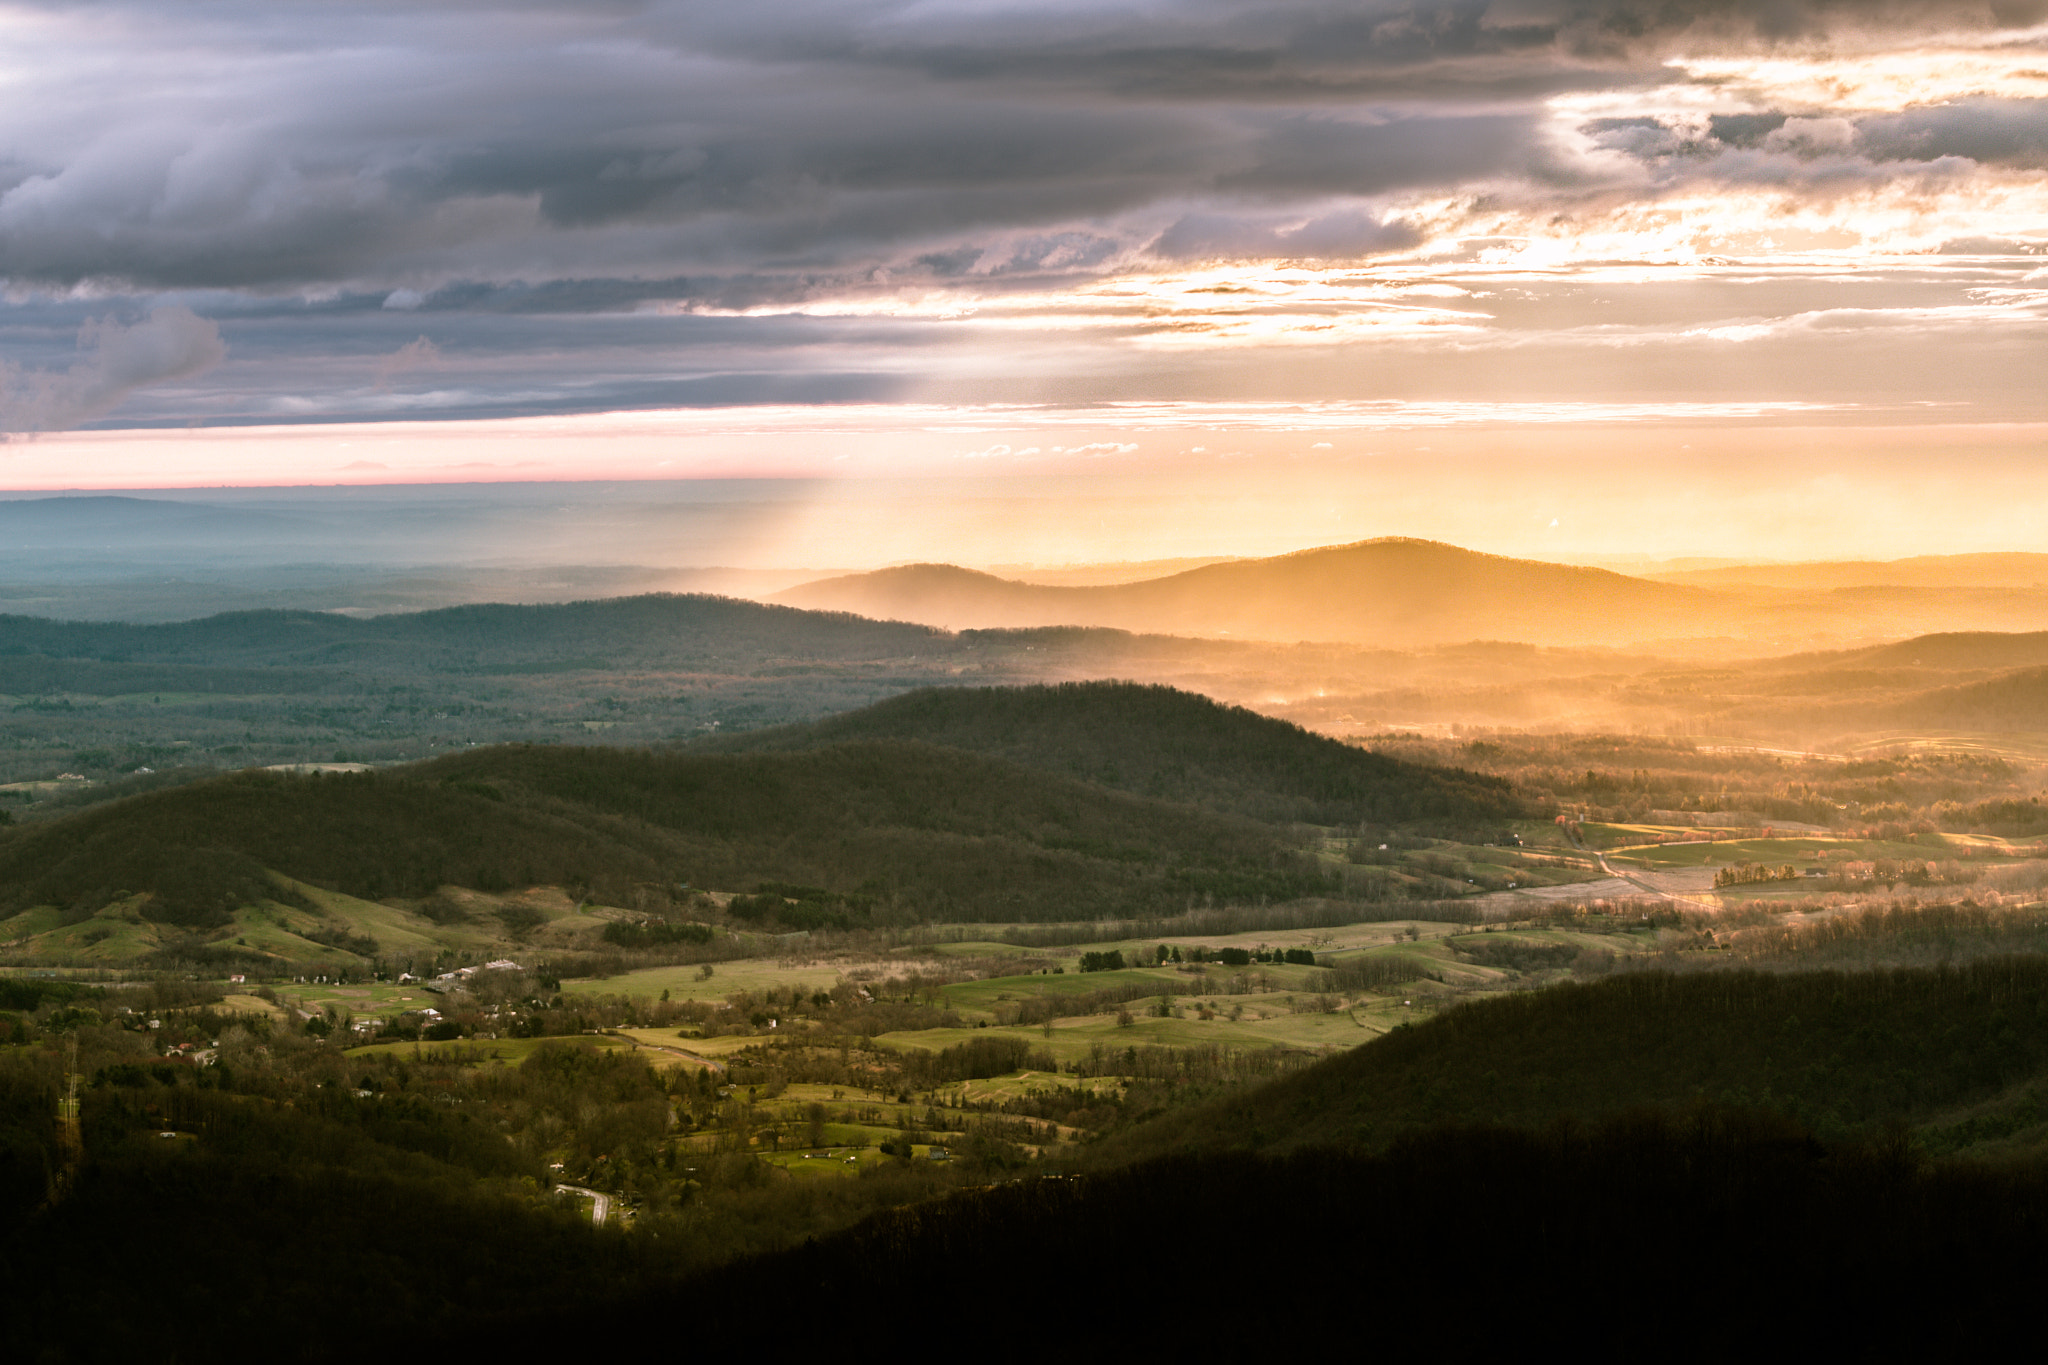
6,0 -> 2048,1352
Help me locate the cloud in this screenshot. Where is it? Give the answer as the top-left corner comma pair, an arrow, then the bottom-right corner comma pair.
1154,207 -> 1423,261
0,2 -> 2040,429
0,2 -> 2016,298
0,306 -> 225,436
372,336 -> 444,390
1856,99 -> 2048,167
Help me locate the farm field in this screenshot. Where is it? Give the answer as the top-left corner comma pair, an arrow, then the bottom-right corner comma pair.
343,1033 -> 629,1066
568,959 -> 863,1004
874,1004 -> 1397,1060
1605,834 -> 1943,869
289,979 -> 445,1018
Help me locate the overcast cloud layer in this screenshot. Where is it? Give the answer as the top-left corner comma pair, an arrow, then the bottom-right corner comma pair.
0,0 -> 2044,438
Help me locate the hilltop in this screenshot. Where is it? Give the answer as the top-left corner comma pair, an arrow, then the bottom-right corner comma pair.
709,680 -> 1524,830
777,538 -> 1710,646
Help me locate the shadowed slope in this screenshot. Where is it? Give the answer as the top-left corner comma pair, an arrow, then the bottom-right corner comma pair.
0,742 -> 1330,929
711,680 -> 1526,829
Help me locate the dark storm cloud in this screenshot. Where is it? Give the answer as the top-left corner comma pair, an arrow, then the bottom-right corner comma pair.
1218,113 -> 1537,195
657,2 -> 2026,91
0,1 -> 2040,427
1153,207 -> 1424,259
1855,100 -> 2048,167
1,1 -> 2031,296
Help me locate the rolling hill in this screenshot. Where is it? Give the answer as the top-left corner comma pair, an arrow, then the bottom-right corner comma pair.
0,682 -> 1545,965
708,680 -> 1525,829
0,738 -> 1336,963
0,592 -> 953,672
776,538 -> 1712,646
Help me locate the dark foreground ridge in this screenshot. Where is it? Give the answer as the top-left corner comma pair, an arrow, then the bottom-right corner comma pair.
1089,956 -> 2048,1164
580,1113 -> 2046,1352
7,961 -> 2048,1358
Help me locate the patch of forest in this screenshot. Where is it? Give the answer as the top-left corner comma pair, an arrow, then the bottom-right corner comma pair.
1373,730 -> 2048,836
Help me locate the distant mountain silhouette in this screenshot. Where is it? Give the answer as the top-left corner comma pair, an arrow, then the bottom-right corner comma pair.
0,494 -> 317,547
0,593 -> 952,669
1654,553 -> 2048,591
776,539 -> 1714,646
1829,631 -> 2048,673
1883,665 -> 2048,731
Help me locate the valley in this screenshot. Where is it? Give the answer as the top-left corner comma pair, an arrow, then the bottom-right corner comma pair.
6,521 -> 2048,1353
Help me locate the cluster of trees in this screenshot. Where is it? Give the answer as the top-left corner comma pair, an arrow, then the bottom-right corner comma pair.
600,919 -> 714,950
1675,897 -> 2048,971
1714,862 -> 1804,888
1377,733 -> 2047,838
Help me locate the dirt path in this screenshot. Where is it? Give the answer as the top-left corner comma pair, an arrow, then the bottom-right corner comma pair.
1592,852 -> 1722,912
610,1031 -> 726,1073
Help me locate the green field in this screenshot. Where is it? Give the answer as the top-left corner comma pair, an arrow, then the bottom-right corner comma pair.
290,979 -> 445,1018
342,1034 -> 628,1065
1607,835 -> 1948,869
569,960 -> 855,1003
876,1000 -> 1395,1061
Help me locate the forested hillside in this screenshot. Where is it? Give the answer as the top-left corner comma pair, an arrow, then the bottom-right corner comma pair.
711,681 -> 1526,830
1884,665 -> 2048,731
0,741 -> 1335,932
1088,958 -> 2048,1163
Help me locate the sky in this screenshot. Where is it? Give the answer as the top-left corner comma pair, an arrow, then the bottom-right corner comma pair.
0,2 -> 2044,562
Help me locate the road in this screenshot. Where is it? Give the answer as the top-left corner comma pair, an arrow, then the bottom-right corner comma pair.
1590,851 -> 1723,912
1557,821 -> 1721,913
608,1030 -> 726,1072
556,1184 -> 611,1228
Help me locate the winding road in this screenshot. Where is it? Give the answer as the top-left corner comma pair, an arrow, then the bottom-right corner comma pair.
556,1184 -> 611,1228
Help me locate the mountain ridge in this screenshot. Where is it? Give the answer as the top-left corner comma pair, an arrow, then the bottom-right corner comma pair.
776,537 -> 1714,646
